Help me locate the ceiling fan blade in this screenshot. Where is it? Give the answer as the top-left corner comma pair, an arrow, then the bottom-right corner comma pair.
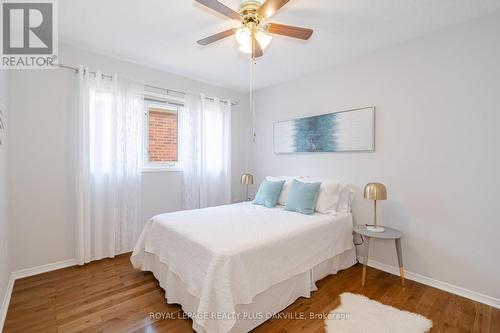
267,23 -> 313,40
195,0 -> 240,20
197,28 -> 237,45
252,37 -> 263,58
257,0 -> 289,19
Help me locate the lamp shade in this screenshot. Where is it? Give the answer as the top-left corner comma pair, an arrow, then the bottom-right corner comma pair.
241,173 -> 254,185
364,183 -> 387,200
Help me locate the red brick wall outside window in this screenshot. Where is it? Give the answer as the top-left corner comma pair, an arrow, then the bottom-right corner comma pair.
148,107 -> 178,163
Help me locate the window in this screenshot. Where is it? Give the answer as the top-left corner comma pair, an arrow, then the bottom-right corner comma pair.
144,102 -> 180,170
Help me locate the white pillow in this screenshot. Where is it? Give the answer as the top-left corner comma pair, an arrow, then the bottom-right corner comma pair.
266,176 -> 305,205
300,178 -> 355,213
336,184 -> 355,213
298,178 -> 342,213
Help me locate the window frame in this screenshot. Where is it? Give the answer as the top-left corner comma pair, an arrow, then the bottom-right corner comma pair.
143,93 -> 183,173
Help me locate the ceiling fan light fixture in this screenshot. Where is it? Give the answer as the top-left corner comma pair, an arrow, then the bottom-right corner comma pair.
238,43 -> 252,54
235,27 -> 252,46
196,0 -> 313,56
239,0 -> 263,5
255,29 -> 272,50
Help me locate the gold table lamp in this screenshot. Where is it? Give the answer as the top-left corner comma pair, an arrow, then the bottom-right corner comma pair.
241,173 -> 254,201
364,183 -> 387,232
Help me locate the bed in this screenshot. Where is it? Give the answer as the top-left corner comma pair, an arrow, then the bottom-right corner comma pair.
131,201 -> 356,333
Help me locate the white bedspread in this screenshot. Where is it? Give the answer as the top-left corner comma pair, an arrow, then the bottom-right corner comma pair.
131,202 -> 354,333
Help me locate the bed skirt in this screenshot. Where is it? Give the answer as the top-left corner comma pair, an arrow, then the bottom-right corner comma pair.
137,248 -> 357,333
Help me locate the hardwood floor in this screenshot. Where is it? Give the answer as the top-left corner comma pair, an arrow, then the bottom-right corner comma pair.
4,253 -> 499,332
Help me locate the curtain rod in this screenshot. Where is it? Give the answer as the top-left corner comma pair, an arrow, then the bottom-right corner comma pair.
56,64 -> 238,106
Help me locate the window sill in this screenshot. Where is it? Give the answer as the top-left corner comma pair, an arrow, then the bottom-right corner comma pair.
142,167 -> 183,173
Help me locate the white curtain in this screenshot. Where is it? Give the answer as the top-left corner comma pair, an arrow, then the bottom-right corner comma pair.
76,66 -> 144,265
181,93 -> 231,209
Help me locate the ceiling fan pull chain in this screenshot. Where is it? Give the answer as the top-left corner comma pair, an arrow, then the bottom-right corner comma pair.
250,56 -> 256,142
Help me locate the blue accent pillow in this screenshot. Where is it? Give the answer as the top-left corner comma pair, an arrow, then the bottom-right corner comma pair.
253,180 -> 285,208
284,180 -> 322,215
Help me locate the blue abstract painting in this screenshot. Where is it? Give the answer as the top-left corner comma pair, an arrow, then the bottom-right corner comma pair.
273,107 -> 375,153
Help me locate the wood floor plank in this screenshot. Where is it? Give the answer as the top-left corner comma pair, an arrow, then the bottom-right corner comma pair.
489,305 -> 500,332
4,254 -> 499,333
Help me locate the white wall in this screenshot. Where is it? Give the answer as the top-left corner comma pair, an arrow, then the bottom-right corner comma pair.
251,12 -> 500,301
0,70 -> 10,317
8,44 -> 251,271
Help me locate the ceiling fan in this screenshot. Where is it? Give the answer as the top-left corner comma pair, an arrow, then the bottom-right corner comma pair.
195,0 -> 313,58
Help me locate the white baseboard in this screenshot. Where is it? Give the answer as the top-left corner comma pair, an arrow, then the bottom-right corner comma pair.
11,258 -> 77,280
357,256 -> 500,309
0,258 -> 77,331
0,274 -> 15,332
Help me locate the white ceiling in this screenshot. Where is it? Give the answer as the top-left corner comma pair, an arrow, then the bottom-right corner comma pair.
60,0 -> 500,92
